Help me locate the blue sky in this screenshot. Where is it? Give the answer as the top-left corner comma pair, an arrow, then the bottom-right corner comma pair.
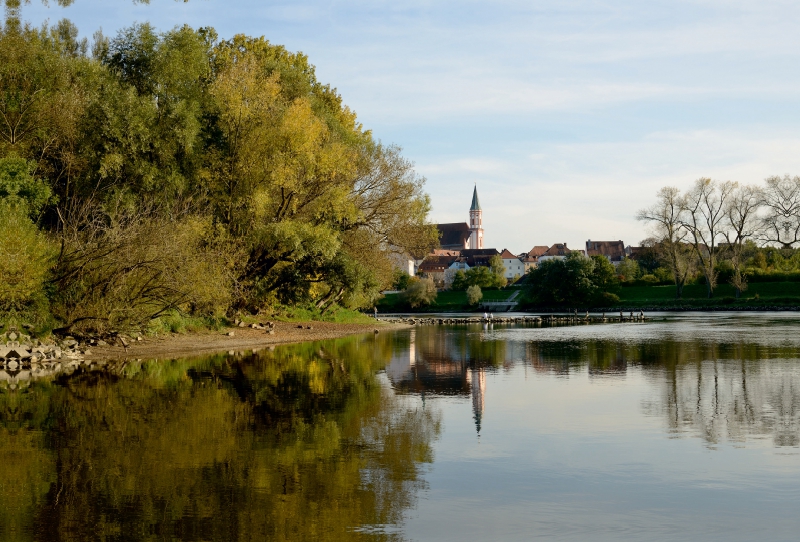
21,0 -> 800,253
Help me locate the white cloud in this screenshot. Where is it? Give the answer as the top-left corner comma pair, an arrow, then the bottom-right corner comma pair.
425,128 -> 800,253
19,0 -> 800,256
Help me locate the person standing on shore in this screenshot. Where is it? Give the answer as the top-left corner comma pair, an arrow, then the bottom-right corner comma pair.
373,307 -> 377,318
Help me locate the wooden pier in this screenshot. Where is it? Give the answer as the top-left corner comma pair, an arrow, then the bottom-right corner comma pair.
378,313 -> 649,326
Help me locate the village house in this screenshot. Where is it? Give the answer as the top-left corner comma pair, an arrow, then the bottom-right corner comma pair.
452,248 -> 500,269
417,254 -> 459,287
499,249 -> 525,280
418,248 -> 504,288
585,240 -> 626,265
537,243 -> 573,263
520,245 -> 549,272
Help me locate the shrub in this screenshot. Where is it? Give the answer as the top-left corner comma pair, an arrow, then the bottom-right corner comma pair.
392,269 -> 411,291
0,203 -> 55,325
401,278 -> 437,308
466,284 -> 483,306
595,292 -> 620,306
51,208 -> 240,333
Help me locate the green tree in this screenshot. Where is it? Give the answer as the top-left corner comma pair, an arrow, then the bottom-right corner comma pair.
0,203 -> 53,320
466,284 -> 483,306
525,253 -> 612,308
616,257 -> 639,282
0,22 -> 436,329
401,277 -> 437,308
0,154 -> 53,216
488,254 -> 508,288
392,269 -> 411,291
451,269 -> 468,291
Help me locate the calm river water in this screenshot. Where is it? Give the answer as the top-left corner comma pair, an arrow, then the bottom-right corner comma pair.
3,312 -> 800,541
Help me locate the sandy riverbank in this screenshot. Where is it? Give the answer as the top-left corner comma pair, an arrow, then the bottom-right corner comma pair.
84,320 -> 409,361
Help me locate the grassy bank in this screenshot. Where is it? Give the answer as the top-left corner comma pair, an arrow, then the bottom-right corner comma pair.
143,305 -> 375,337
377,289 -> 517,313
613,281 -> 800,308
379,282 -> 800,313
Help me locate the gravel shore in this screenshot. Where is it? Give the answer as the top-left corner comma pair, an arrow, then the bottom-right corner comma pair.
84,320 -> 409,361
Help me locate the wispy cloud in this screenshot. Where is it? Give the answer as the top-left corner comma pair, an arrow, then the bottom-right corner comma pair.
20,0 -> 800,253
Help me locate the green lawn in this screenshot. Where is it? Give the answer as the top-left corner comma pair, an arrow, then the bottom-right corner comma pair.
377,289 -> 515,312
379,282 -> 800,312
617,281 -> 800,307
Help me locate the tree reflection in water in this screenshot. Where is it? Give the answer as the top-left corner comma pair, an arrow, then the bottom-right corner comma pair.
530,336 -> 800,447
389,324 -> 800,448
0,334 -> 441,541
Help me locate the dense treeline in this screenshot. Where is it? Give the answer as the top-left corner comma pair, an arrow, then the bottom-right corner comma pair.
523,253 -> 620,308
522,175 -> 800,308
0,16 -> 436,332
637,176 -> 800,299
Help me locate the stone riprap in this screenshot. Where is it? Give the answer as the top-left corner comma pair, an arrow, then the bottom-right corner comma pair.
0,330 -> 103,390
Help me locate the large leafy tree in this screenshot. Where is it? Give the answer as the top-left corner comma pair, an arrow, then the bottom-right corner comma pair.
525,253 -> 618,308
0,16 -> 436,329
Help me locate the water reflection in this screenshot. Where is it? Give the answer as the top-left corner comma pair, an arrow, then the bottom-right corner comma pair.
385,316 -> 800,448
0,335 -> 441,541
5,315 -> 800,541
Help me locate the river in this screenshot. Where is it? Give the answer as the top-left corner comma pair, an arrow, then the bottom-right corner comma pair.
3,312 -> 800,541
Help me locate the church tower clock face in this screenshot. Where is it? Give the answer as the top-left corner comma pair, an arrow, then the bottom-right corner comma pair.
469,185 -> 483,250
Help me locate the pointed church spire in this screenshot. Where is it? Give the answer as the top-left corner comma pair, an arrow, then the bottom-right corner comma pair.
470,184 -> 481,211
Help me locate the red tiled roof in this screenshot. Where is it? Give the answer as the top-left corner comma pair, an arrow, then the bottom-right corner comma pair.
585,240 -> 625,261
418,255 -> 458,273
437,223 -> 471,250
543,243 -> 571,257
527,246 -> 549,257
499,249 -> 518,259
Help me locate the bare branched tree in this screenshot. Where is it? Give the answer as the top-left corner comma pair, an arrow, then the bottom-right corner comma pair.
680,178 -> 736,298
723,184 -> 761,297
636,187 -> 695,299
758,175 -> 800,249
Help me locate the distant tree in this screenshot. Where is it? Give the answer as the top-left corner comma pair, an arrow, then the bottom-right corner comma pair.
401,277 -> 437,308
523,253 -> 622,308
637,187 -> 696,299
681,178 -> 736,298
451,270 -> 468,291
525,253 -> 595,307
616,257 -> 640,282
488,255 -> 508,288
463,265 -> 503,289
590,255 -> 619,293
723,184 -> 761,298
392,269 -> 411,291
758,175 -> 800,249
634,239 -> 662,275
466,284 -> 482,306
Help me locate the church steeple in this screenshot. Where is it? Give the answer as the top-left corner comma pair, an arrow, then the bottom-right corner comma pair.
470,185 -> 481,211
469,184 -> 483,249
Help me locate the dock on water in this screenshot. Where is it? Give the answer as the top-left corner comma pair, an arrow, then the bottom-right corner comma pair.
378,313 -> 649,326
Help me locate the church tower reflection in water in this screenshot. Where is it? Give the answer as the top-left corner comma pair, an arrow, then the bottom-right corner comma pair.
471,368 -> 486,434
383,328 -> 497,436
